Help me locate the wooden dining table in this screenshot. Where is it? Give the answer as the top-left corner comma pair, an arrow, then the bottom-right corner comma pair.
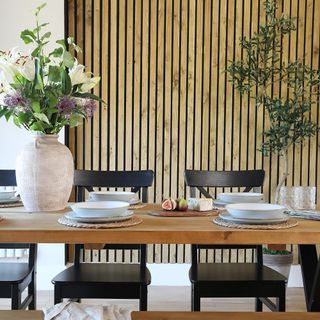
0,204 -> 320,312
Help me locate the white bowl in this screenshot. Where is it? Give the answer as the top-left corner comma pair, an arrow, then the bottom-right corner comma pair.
0,190 -> 16,201
225,203 -> 285,219
70,201 -> 129,218
89,191 -> 137,203
217,192 -> 263,203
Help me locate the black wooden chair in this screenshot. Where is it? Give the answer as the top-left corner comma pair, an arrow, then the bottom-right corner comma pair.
184,170 -> 287,312
52,170 -> 154,310
0,170 -> 37,310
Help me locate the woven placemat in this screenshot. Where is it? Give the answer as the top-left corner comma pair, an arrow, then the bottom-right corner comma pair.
149,210 -> 219,217
213,217 -> 298,229
129,203 -> 147,210
0,201 -> 23,208
58,216 -> 143,229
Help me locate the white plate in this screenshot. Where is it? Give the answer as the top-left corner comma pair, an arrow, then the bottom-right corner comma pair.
219,212 -> 289,224
65,210 -> 134,223
0,196 -> 20,204
213,199 -> 229,207
0,190 -> 17,201
217,192 -> 263,204
89,191 -> 138,203
71,201 -> 129,218
225,203 -> 285,219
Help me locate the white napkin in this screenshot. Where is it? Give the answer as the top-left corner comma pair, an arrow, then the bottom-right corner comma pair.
43,302 -> 132,320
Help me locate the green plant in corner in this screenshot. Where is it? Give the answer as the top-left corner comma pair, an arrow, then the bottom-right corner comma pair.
226,0 -> 320,203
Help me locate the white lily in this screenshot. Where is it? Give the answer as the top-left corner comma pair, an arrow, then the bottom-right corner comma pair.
19,58 -> 36,81
80,76 -> 100,93
0,58 -> 18,84
69,62 -> 88,86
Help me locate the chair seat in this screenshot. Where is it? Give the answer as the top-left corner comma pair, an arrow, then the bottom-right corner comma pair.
52,263 -> 151,285
0,263 -> 32,283
189,263 -> 287,284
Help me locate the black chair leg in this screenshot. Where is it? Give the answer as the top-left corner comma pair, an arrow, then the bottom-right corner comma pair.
191,285 -> 200,311
277,289 -> 286,311
28,272 -> 36,309
255,297 -> 263,311
54,285 -> 63,305
11,285 -> 21,310
139,285 -> 148,311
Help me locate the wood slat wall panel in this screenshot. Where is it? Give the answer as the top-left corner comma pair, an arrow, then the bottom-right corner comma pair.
66,0 -> 320,264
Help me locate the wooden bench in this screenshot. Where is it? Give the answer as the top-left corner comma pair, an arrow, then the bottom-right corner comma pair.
0,311 -> 319,319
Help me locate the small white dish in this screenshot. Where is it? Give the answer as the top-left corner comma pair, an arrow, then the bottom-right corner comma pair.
0,190 -> 16,201
89,191 -> 138,204
225,203 -> 285,219
219,211 -> 289,224
65,210 -> 134,223
70,201 -> 129,218
217,192 -> 263,204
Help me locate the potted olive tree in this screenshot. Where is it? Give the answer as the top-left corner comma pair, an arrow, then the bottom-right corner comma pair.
226,0 -> 320,203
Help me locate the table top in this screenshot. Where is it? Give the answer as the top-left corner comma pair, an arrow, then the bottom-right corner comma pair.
0,204 -> 320,244
0,311 -> 319,320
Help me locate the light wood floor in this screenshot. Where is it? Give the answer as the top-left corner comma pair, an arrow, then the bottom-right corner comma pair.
0,287 -> 306,312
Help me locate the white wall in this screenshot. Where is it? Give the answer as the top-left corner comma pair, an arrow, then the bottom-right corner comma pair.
0,0 -> 66,290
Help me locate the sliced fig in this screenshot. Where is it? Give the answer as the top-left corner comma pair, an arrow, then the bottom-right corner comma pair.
162,198 -> 177,211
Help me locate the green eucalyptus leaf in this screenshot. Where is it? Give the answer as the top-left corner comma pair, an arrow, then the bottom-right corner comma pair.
63,51 -> 74,68
20,29 -> 36,44
34,113 -> 50,124
41,31 -> 51,41
48,66 -> 61,82
0,107 -> 8,118
13,116 -> 21,128
32,101 -> 41,113
49,47 -> 63,58
56,39 -> 66,50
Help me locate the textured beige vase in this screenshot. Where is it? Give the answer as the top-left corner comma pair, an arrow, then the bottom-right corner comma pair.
16,134 -> 74,212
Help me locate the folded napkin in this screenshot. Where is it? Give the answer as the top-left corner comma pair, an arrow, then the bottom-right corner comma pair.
43,302 -> 132,320
286,210 -> 320,221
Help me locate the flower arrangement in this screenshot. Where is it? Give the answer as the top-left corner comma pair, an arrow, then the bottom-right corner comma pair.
0,3 -> 101,134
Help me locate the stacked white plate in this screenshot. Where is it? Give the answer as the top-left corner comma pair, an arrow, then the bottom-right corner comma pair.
67,201 -> 133,223
89,191 -> 140,204
220,203 -> 288,224
0,190 -> 20,204
214,192 -> 263,206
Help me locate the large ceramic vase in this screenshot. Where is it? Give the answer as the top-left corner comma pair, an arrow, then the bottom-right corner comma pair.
16,134 -> 74,212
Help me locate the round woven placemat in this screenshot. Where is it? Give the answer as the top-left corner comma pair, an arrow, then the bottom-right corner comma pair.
0,201 -> 23,208
213,217 -> 298,229
58,216 -> 143,229
129,203 -> 147,210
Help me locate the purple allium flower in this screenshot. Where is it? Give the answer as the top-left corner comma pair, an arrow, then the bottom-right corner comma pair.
57,96 -> 76,116
3,89 -> 30,110
83,99 -> 96,117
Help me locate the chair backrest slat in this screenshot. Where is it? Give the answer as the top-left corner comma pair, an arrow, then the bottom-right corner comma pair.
74,170 -> 153,203
185,170 -> 265,264
73,170 -> 154,265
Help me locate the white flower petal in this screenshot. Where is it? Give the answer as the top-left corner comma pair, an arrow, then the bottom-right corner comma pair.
80,76 -> 100,93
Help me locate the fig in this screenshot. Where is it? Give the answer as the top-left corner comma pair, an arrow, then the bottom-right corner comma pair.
176,197 -> 188,211
162,198 -> 177,211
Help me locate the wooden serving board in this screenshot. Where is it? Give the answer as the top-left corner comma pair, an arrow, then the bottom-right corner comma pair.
148,210 -> 219,217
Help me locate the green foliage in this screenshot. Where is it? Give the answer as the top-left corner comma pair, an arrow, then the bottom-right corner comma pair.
226,0 -> 320,157
262,247 -> 291,255
0,2 -> 101,134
